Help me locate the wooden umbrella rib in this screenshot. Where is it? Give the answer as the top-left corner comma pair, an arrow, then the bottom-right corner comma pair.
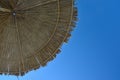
20,0 -> 57,10
0,7 -> 11,12
34,55 -> 41,65
18,62 -> 21,76
21,11 -> 57,14
7,18 -> 10,74
9,0 -> 15,8
7,64 -> 9,74
15,0 -> 26,9
14,15 -> 25,73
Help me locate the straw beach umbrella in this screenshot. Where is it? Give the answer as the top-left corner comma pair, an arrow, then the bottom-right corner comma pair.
0,0 -> 77,76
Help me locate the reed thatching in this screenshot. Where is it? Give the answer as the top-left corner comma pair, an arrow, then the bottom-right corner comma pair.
0,0 -> 77,76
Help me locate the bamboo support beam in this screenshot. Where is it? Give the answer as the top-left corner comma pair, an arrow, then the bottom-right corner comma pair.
0,7 -> 11,12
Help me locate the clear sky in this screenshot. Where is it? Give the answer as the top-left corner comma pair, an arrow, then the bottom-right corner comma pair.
0,0 -> 120,80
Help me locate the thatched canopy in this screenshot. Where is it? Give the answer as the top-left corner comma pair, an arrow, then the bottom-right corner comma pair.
0,0 -> 77,76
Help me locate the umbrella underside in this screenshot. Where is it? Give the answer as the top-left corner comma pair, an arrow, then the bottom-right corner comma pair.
0,0 -> 77,76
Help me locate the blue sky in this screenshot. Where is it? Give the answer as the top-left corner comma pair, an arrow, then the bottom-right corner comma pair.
0,0 -> 120,80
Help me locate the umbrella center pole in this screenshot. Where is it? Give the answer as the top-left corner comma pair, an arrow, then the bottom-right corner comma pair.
11,11 -> 17,24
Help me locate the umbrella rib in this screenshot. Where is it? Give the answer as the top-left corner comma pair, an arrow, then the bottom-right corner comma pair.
0,7 -> 11,12
35,56 -> 41,65
9,0 -> 19,9
14,15 -> 25,73
7,64 -> 9,74
20,0 -> 57,10
9,0 -> 15,8
18,62 -> 21,76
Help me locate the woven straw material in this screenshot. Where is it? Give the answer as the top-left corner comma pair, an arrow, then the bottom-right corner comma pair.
0,0 -> 77,76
